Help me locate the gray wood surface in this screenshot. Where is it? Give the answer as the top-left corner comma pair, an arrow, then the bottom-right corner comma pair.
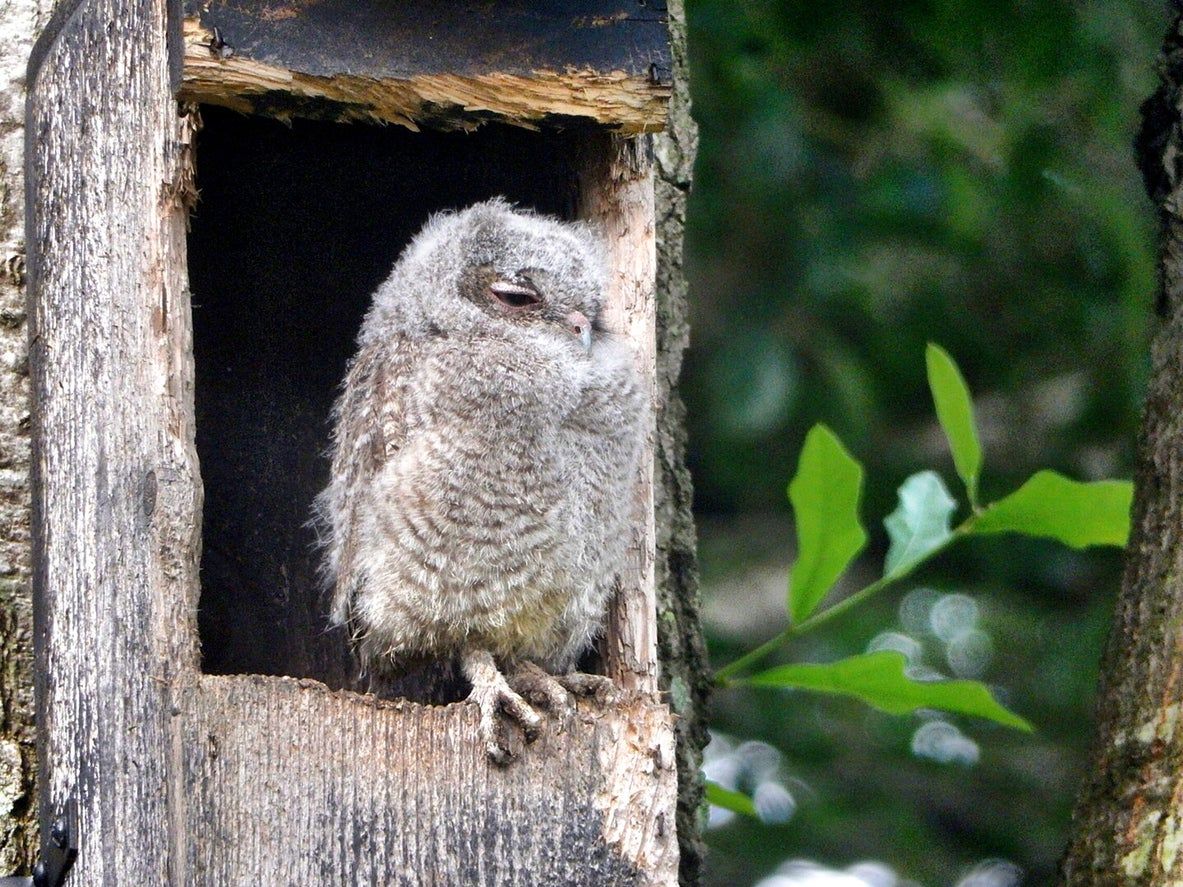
26,0 -> 679,882
177,2 -> 671,133
181,676 -> 676,885
0,0 -> 43,872
26,0 -> 202,883
183,0 -> 670,80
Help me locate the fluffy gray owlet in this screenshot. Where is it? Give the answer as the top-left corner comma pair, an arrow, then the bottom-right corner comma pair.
315,199 -> 645,762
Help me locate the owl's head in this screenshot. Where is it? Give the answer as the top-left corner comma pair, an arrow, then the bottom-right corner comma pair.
368,199 -> 609,353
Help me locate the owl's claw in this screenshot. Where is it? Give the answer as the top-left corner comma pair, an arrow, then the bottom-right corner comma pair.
509,663 -> 622,715
555,671 -> 621,705
509,661 -> 575,719
462,649 -> 542,764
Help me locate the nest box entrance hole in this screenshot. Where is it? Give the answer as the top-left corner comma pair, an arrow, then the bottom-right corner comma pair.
188,106 -> 598,695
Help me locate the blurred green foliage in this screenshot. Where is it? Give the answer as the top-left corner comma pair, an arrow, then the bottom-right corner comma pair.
683,0 -> 1168,883
685,0 -> 1161,517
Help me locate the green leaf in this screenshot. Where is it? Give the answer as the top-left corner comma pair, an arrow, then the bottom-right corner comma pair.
884,471 -> 957,578
787,425 -> 868,623
704,781 -> 758,818
926,343 -> 983,506
744,651 -> 1032,731
970,470 -> 1133,549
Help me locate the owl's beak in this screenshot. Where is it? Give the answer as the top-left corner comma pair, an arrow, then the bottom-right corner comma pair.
567,311 -> 592,352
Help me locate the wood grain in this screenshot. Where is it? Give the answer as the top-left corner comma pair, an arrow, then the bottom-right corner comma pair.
179,676 -> 677,885
179,13 -> 671,133
27,0 -> 202,882
579,137 -> 660,697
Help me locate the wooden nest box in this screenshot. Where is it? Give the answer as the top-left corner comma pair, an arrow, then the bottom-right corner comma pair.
25,1 -> 678,883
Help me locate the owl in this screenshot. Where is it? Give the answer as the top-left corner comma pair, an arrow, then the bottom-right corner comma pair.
315,199 -> 646,762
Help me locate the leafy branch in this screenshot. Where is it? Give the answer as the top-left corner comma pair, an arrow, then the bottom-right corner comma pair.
712,344 -> 1132,723
707,344 -> 1132,819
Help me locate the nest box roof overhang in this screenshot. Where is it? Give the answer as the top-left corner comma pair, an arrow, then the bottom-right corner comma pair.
180,0 -> 672,133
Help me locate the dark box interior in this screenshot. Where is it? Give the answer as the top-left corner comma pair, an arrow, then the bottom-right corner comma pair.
188,106 -> 587,695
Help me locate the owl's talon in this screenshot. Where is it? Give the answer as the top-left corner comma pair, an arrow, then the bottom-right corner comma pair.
463,649 -> 542,764
499,686 -> 543,739
557,672 -> 621,705
509,661 -> 575,718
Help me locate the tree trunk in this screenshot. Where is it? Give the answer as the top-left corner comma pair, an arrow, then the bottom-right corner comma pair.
652,2 -> 711,881
0,0 -> 52,875
1061,5 -> 1183,883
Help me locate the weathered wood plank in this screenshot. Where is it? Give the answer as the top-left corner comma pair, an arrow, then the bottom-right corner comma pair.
179,676 -> 678,886
178,0 -> 671,132
185,0 -> 670,79
26,0 -> 202,883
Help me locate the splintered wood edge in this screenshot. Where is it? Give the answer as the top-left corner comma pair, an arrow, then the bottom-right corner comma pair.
179,19 -> 670,133
579,137 -> 660,697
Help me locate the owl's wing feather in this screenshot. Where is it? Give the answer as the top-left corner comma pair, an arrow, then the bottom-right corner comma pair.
319,334 -> 416,627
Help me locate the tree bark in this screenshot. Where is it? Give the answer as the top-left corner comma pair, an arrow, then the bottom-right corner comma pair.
0,0 -> 52,875
652,1 -> 711,881
1061,5 -> 1183,883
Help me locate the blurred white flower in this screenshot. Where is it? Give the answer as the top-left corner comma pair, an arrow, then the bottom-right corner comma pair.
903,663 -> 948,683
898,587 -> 942,635
706,802 -> 736,829
703,734 -> 741,786
755,860 -> 900,887
702,733 -> 741,828
737,740 -> 782,781
929,593 -> 979,642
955,859 -> 1023,887
751,857 -> 1018,887
845,861 -> 899,887
945,627 -> 993,678
867,630 -> 923,664
911,719 -> 980,766
753,780 -> 797,824
704,732 -> 799,828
